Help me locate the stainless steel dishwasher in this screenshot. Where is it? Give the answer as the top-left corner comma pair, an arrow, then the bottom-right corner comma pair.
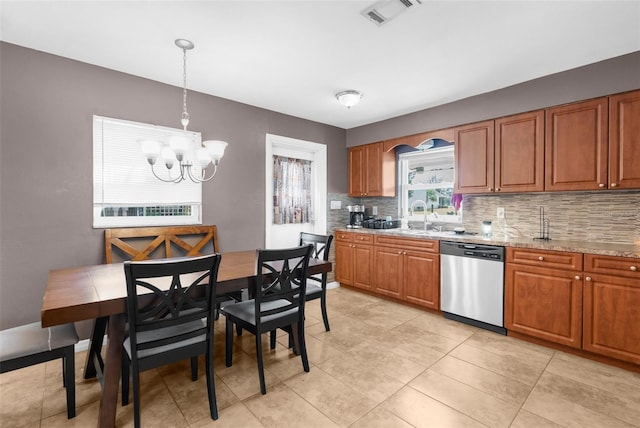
440,241 -> 506,334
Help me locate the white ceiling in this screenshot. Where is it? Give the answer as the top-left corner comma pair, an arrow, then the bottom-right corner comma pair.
1,1 -> 639,129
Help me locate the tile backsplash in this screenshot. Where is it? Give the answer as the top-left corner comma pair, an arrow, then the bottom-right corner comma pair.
328,191 -> 640,245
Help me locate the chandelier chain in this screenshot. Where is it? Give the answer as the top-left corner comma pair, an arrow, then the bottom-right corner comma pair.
181,46 -> 189,130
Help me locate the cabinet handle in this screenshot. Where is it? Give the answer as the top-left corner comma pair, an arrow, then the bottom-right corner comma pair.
574,275 -> 581,280
538,256 -> 544,261
611,183 -> 618,187
586,276 -> 592,281
598,183 -> 605,188
631,266 -> 638,272
496,188 -> 500,192
398,251 -> 402,254
403,251 -> 407,255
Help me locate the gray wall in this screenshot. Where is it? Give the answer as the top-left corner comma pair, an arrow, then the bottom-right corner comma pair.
347,51 -> 640,147
0,42 -> 347,331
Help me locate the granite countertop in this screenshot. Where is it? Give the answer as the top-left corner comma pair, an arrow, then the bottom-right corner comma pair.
336,227 -> 640,259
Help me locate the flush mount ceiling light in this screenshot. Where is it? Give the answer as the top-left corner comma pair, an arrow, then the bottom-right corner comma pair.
140,38 -> 228,183
336,90 -> 363,109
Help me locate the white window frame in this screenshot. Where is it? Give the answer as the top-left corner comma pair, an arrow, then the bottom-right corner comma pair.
398,146 -> 461,224
93,115 -> 202,228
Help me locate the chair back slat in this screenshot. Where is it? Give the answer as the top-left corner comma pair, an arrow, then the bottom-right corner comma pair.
105,225 -> 219,264
299,232 -> 333,261
254,245 -> 313,326
124,254 -> 221,359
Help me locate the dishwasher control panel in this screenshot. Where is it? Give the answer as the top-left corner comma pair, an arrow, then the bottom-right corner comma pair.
441,241 -> 505,261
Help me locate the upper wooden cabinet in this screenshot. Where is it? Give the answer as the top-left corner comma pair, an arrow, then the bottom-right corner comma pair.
545,97 -> 609,191
495,110 -> 545,193
348,142 -> 395,197
455,113 -> 545,194
454,120 -> 495,194
609,89 -> 640,189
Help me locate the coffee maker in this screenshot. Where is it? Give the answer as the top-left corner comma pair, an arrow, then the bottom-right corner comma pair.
346,205 -> 365,228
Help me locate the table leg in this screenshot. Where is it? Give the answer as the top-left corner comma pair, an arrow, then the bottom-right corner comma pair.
98,313 -> 126,428
84,316 -> 107,380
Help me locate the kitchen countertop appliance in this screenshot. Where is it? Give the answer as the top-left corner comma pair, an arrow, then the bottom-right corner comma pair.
346,205 -> 365,228
440,241 -> 506,334
363,218 -> 401,229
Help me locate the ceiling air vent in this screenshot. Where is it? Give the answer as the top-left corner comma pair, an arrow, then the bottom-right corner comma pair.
361,0 -> 422,26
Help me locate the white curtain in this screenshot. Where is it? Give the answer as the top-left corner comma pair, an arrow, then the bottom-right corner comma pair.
272,156 -> 313,224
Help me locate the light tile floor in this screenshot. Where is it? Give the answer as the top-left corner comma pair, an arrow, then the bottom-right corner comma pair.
1,286 -> 639,427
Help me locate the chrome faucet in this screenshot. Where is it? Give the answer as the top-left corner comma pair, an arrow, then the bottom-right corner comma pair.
410,199 -> 430,231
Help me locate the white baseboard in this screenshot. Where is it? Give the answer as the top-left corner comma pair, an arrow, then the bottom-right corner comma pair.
327,281 -> 339,290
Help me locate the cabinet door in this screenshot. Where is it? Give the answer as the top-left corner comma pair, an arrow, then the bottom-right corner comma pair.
583,273 -> 640,364
495,111 -> 544,193
403,251 -> 439,310
353,244 -> 373,290
609,90 -> 640,189
374,247 -> 403,298
365,143 -> 383,196
545,97 -> 608,191
348,146 -> 365,197
505,264 -> 583,348
335,241 -> 354,285
454,120 -> 495,194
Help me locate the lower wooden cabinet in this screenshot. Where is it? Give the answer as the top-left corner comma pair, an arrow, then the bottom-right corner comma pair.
505,263 -> 583,349
373,235 -> 440,310
334,232 -> 373,291
583,254 -> 640,365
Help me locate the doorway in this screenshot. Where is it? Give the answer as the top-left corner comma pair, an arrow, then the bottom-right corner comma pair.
265,134 -> 327,249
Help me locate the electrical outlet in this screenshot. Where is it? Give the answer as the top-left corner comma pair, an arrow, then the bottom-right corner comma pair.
497,207 -> 505,219
372,206 -> 378,215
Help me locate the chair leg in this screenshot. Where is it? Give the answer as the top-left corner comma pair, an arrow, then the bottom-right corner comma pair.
121,354 -> 130,406
294,321 -> 310,373
63,345 -> 76,419
269,330 -> 277,349
236,324 -> 243,336
320,290 -> 330,332
225,318 -> 233,367
190,356 -> 198,381
205,350 -> 218,420
255,334 -> 266,395
132,366 -> 141,428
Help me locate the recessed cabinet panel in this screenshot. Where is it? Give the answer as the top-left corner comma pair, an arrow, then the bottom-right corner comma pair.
505,264 -> 583,348
545,97 -> 608,191
495,111 -> 545,192
454,121 -> 495,194
609,89 -> 640,189
583,273 -> 640,364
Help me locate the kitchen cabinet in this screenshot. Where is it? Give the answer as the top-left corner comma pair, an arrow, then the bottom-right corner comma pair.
545,97 -> 609,191
495,110 -> 545,192
454,120 -> 495,194
373,235 -> 439,309
348,142 -> 396,197
505,248 -> 583,349
609,89 -> 640,189
455,113 -> 544,194
583,254 -> 640,364
334,232 -> 373,290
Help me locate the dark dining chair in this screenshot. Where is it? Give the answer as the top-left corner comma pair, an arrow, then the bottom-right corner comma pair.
0,322 -> 79,419
220,245 -> 313,394
120,254 -> 221,428
299,232 -> 334,331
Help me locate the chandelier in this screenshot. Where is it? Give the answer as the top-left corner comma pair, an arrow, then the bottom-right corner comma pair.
140,39 -> 228,183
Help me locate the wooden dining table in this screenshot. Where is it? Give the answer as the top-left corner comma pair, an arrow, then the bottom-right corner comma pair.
41,250 -> 332,428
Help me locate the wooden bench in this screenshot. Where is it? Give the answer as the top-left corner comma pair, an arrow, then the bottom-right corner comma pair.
85,225 -> 222,382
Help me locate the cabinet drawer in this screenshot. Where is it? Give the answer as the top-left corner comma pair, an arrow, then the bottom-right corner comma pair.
353,234 -> 373,244
374,235 -> 439,252
335,232 -> 354,242
507,248 -> 582,271
584,254 -> 640,279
